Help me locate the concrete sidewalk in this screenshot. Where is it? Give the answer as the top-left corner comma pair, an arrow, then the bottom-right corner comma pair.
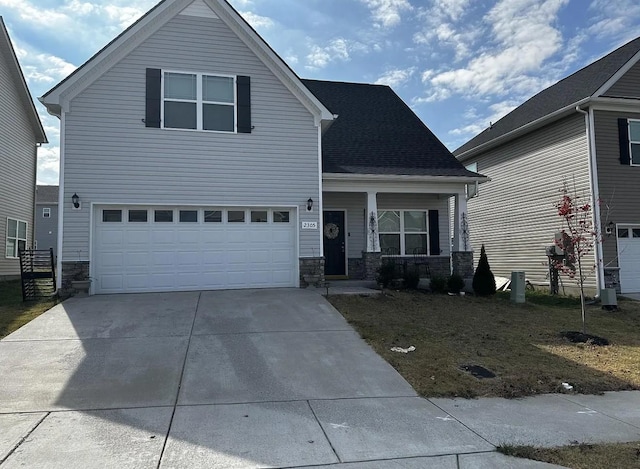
0,289 -> 639,468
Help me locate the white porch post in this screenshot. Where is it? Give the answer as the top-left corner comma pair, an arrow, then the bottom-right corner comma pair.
453,192 -> 469,252
366,191 -> 380,252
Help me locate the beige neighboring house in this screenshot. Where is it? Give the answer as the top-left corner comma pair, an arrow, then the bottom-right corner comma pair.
454,36 -> 640,294
0,17 -> 48,279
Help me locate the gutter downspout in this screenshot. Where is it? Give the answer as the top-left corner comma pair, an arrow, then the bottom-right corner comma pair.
33,143 -> 40,249
576,105 -> 605,293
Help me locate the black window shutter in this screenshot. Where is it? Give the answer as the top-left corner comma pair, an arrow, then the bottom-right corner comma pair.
145,68 -> 161,128
237,75 -> 251,133
618,118 -> 630,165
428,210 -> 440,255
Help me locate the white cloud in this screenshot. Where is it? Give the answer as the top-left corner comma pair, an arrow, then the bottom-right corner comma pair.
306,38 -> 353,69
375,67 -> 416,87
359,0 -> 413,28
588,0 -> 640,44
36,145 -> 60,186
413,1 -> 477,61
239,11 -> 274,29
422,0 -> 570,101
449,99 -> 519,138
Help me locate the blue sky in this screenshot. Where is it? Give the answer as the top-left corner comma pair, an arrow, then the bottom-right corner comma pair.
3,0 -> 640,184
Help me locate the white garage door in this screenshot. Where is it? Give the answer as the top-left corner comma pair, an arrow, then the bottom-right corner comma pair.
93,206 -> 297,294
618,225 -> 640,293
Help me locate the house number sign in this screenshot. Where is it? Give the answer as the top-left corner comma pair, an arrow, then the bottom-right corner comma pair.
302,221 -> 318,230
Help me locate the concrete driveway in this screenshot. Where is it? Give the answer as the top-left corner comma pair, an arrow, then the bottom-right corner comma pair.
0,288 -> 548,468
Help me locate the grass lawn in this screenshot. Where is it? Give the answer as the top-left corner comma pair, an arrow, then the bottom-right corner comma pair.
328,290 -> 640,398
0,280 -> 57,339
329,290 -> 640,468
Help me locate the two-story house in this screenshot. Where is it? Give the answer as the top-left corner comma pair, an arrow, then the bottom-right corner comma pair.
40,0 -> 485,295
455,36 -> 640,295
35,185 -> 59,259
0,17 -> 48,280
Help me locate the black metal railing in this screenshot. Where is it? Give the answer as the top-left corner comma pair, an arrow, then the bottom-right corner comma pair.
19,248 -> 56,301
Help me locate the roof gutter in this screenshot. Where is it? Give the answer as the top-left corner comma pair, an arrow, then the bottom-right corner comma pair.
323,173 -> 490,184
456,97 -> 592,162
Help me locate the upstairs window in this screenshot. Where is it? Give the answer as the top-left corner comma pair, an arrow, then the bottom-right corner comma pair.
163,72 -> 235,132
629,120 -> 640,166
42,208 -> 51,218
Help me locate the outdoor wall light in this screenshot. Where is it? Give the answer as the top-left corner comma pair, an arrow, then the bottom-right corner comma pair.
606,221 -> 615,237
72,193 -> 80,209
307,198 -> 313,212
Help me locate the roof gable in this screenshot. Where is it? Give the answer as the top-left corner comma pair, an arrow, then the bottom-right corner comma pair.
36,185 -> 59,204
39,0 -> 332,124
455,36 -> 640,158
0,17 -> 47,143
303,79 -> 479,178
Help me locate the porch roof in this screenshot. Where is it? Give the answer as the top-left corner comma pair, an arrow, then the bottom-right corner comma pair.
302,79 -> 480,178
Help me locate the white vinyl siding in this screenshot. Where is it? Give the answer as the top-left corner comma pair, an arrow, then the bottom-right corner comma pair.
61,14 -> 320,263
465,113 -> 592,287
0,41 -> 37,275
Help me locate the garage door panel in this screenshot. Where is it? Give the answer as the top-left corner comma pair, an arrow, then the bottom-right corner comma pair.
101,230 -> 124,246
100,275 -> 123,291
100,252 -> 124,268
178,230 -> 200,243
128,230 -> 150,244
152,231 -> 176,244
94,206 -> 297,293
619,232 -> 640,293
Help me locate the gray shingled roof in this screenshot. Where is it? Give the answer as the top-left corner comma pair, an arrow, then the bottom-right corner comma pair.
36,185 -> 59,204
302,79 -> 480,178
454,36 -> 640,157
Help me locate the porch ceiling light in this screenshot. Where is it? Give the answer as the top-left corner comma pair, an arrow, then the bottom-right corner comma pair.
72,193 -> 80,209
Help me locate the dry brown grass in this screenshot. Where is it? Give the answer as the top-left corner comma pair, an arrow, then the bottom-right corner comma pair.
499,442 -> 640,469
328,290 -> 640,398
0,280 -> 57,339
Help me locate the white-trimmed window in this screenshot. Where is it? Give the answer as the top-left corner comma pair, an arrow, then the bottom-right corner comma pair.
42,207 -> 51,218
629,120 -> 640,166
6,218 -> 27,258
163,72 -> 235,132
378,210 -> 429,255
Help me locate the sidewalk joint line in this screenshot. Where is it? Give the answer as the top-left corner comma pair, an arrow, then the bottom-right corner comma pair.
156,291 -> 201,469
306,400 -> 341,464
0,411 -> 49,465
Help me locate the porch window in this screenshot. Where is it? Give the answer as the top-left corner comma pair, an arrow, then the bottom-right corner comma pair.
378,210 -> 428,255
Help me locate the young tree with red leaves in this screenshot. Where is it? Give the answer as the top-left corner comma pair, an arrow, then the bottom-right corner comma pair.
553,183 -> 599,334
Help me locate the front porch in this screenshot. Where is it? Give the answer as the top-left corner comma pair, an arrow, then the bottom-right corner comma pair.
321,175 -> 475,282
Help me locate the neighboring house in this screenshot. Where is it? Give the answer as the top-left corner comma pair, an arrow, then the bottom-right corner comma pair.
454,36 -> 640,294
40,0 -> 485,295
0,17 -> 48,280
35,185 -> 59,259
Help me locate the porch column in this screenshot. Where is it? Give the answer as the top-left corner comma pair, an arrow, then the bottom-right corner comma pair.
452,192 -> 469,252
452,192 -> 474,278
366,191 -> 380,252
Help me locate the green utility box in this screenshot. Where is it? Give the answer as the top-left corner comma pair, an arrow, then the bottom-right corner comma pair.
511,271 -> 526,304
600,288 -> 617,307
